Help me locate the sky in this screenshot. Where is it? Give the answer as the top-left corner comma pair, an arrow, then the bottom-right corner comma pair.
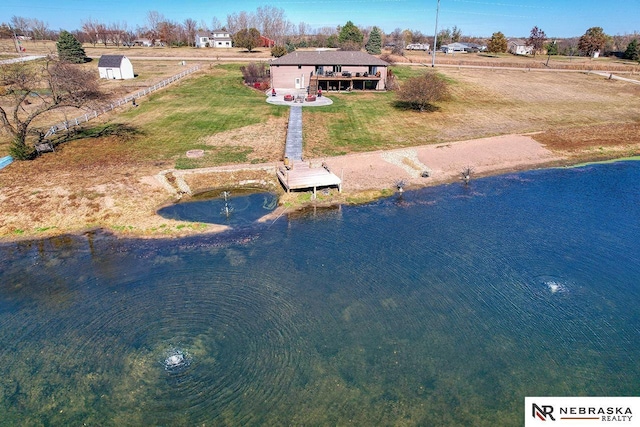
2,0 -> 639,38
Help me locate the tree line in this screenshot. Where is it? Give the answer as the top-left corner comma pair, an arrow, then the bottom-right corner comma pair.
2,10 -> 638,59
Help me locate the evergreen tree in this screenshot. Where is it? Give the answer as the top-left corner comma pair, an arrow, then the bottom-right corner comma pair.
624,39 -> 639,61
365,26 -> 382,54
338,21 -> 363,49
488,32 -> 507,53
56,30 -> 87,63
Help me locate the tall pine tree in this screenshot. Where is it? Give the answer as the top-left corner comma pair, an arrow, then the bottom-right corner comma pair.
366,26 -> 382,54
624,39 -> 639,61
338,21 -> 363,50
56,30 -> 87,63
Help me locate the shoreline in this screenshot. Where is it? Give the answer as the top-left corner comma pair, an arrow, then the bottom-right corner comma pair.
2,133 -> 635,243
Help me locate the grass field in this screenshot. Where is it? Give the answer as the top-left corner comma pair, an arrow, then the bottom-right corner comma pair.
2,59 -> 640,166
303,65 -> 640,157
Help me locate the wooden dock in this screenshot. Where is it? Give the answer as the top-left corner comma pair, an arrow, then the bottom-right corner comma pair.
278,161 -> 342,197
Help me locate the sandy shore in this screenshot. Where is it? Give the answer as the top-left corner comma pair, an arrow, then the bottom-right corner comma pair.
318,134 -> 563,191
0,133 -> 569,241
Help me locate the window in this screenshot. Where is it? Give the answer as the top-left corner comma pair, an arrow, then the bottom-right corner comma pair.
333,65 -> 342,72
298,65 -> 302,69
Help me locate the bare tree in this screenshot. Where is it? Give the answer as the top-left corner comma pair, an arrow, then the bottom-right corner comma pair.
95,23 -> 109,47
211,17 -> 222,31
10,16 -> 29,37
0,58 -> 105,159
387,28 -> 404,53
226,11 -> 256,35
184,18 -> 197,47
30,19 -> 49,42
122,30 -> 136,47
146,10 -> 165,44
82,19 -> 99,46
109,22 -> 125,47
256,6 -> 292,46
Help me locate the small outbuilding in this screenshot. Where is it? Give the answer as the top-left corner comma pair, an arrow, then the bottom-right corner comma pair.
98,55 -> 134,80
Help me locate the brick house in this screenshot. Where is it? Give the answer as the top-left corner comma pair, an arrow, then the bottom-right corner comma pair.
269,50 -> 389,92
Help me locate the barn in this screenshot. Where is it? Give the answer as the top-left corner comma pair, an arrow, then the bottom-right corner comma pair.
98,55 -> 135,80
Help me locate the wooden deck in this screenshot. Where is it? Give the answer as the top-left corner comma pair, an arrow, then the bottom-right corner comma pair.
278,161 -> 342,196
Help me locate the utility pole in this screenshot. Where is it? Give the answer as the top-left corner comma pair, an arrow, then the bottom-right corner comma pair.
431,0 -> 441,67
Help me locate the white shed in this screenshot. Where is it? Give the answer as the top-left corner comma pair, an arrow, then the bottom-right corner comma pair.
98,55 -> 134,80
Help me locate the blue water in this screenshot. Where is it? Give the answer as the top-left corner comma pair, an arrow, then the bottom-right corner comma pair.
1,162 -> 639,425
157,190 -> 278,226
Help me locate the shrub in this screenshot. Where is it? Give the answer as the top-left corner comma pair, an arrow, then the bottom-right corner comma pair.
9,137 -> 36,160
396,72 -> 451,112
240,62 -> 268,85
271,45 -> 287,58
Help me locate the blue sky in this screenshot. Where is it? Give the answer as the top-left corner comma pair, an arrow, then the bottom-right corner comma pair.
2,0 -> 638,38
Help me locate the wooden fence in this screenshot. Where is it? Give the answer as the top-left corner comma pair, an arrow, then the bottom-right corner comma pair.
43,65 -> 201,138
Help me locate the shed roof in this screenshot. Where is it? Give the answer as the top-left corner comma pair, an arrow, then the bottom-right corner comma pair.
98,55 -> 126,68
271,51 -> 388,67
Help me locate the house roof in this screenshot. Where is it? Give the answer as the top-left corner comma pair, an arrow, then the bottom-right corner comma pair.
270,50 -> 388,67
442,42 -> 469,49
98,55 -> 125,67
508,39 -> 529,46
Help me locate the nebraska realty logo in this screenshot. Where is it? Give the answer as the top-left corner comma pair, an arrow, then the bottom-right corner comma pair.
525,397 -> 639,426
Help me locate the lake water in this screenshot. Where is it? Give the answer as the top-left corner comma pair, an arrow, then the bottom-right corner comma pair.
1,162 -> 639,425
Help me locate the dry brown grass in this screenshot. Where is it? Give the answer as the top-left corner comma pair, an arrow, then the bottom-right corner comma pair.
401,50 -> 640,72
199,116 -> 288,163
0,39 -> 273,60
431,68 -> 640,142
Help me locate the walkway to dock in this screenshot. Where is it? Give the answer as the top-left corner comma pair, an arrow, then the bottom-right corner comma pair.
285,106 -> 303,161
278,104 -> 342,196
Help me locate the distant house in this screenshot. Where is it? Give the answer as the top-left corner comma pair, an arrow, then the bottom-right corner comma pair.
98,55 -> 134,79
440,42 -> 486,54
406,43 -> 430,51
195,30 -> 233,48
133,38 -> 153,47
441,42 -> 470,54
508,39 -> 533,55
270,50 -> 389,91
259,35 -> 276,48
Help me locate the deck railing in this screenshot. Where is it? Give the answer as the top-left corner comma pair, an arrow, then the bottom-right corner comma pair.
43,65 -> 201,138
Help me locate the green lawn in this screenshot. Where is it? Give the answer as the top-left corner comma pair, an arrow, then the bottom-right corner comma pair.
4,62 -> 639,167
112,64 -> 287,163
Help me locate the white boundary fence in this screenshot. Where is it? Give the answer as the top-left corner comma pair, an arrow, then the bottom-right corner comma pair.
44,65 -> 201,139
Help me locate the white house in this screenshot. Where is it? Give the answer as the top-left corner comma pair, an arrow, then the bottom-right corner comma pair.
406,43 -> 429,51
508,39 -> 533,55
195,30 -> 233,48
441,42 -> 469,54
97,55 -> 134,80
